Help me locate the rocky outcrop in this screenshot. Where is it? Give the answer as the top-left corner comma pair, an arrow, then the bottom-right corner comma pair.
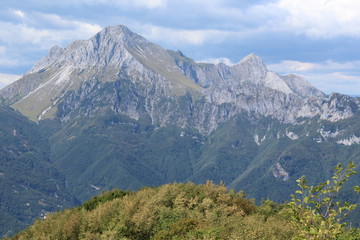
1,25 -> 359,134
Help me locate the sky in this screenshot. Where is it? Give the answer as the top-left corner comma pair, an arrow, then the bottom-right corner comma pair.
1,0 -> 360,95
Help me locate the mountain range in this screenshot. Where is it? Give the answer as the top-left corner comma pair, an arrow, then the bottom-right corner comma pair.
1,25 -> 360,237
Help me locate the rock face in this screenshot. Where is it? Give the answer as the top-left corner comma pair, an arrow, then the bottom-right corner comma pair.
1,25 -> 358,134
1,25 -> 199,121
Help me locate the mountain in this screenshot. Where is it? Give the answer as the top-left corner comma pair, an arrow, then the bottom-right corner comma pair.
0,106 -> 79,237
0,25 -> 200,122
1,25 -> 360,236
2,25 -> 353,129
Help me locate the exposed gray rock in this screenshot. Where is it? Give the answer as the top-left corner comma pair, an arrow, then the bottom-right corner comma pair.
273,163 -> 289,181
1,24 -> 359,134
30,46 -> 65,73
282,74 -> 325,98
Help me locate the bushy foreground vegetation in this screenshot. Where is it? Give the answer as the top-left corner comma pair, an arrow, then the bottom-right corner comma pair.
5,182 -> 294,240
6,163 -> 360,240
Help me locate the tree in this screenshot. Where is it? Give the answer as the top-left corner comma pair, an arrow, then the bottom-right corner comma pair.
287,162 -> 360,239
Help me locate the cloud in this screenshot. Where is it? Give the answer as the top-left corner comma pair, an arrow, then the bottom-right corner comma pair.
89,0 -> 168,9
277,0 -> 360,38
123,0 -> 360,49
0,22 -> 101,49
0,45 -> 30,67
0,46 -> 5,54
271,61 -> 318,72
305,72 -> 360,96
268,60 -> 360,73
42,0 -> 168,9
131,21 -> 265,48
142,25 -> 234,45
0,11 -> 102,47
0,10 -> 102,73
163,0 -> 360,40
0,73 -> 21,88
268,59 -> 360,95
198,57 -> 235,66
13,10 -> 25,18
130,0 -> 167,9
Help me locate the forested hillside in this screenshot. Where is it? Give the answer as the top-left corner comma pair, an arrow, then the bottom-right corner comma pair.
0,106 -> 79,237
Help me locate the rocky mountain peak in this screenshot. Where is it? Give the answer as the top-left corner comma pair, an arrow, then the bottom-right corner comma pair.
101,24 -> 134,37
236,53 -> 267,73
238,53 -> 265,66
30,45 -> 64,73
90,24 -> 146,51
30,25 -> 148,74
1,24 -> 358,131
230,53 -> 268,84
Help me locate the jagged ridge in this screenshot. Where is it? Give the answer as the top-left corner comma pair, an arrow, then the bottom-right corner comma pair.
1,25 -> 358,134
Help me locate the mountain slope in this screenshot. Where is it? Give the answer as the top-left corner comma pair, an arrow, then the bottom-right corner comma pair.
0,25 -> 201,122
0,106 -> 79,237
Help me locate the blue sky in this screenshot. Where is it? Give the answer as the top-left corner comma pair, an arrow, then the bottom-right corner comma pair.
1,0 -> 360,95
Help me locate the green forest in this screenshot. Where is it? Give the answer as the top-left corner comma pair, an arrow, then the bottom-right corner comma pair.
5,163 -> 360,240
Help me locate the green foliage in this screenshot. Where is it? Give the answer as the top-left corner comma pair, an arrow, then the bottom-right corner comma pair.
8,176 -> 360,240
81,189 -> 130,211
8,182 -> 295,240
0,106 -> 79,238
257,199 -> 285,222
287,162 -> 360,239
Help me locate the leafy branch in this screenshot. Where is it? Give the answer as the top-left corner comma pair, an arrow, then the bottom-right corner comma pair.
288,162 -> 360,239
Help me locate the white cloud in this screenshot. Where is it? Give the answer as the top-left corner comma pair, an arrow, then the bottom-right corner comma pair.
50,0 -> 168,9
137,24 -> 235,45
277,0 -> 360,38
0,11 -> 102,48
274,61 -> 318,72
0,73 -> 21,89
268,60 -> 360,95
13,10 -> 25,18
198,57 -> 234,66
0,10 -> 102,72
174,0 -> 360,39
269,60 -> 360,73
133,22 -> 265,47
0,46 -> 29,67
0,22 -> 100,49
0,46 -> 5,54
126,0 -> 360,47
305,72 -> 360,95
130,0 -> 167,9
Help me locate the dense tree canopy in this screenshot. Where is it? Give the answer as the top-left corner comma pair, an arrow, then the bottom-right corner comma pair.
6,166 -> 360,240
